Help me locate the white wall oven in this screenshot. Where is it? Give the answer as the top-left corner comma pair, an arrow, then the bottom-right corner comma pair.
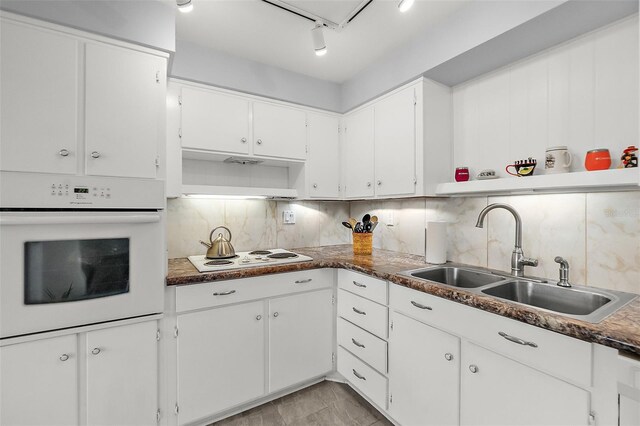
0,174 -> 165,339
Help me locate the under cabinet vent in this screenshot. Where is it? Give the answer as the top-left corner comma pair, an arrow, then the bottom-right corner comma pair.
223,157 -> 265,165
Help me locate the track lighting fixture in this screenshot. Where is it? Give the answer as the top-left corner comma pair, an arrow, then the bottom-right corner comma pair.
177,0 -> 193,13
398,0 -> 415,13
311,24 -> 327,57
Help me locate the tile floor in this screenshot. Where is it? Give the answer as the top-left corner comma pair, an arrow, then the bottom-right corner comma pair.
211,380 -> 393,426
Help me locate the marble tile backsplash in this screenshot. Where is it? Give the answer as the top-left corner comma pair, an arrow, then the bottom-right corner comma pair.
167,191 -> 640,295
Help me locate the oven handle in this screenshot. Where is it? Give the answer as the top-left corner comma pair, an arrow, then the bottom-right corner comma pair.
0,214 -> 161,226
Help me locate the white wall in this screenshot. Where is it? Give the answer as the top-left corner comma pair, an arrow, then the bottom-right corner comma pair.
452,15 -> 639,178
0,0 -> 176,52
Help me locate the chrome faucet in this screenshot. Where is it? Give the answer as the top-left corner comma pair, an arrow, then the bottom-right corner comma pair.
475,203 -> 538,278
554,256 -> 571,287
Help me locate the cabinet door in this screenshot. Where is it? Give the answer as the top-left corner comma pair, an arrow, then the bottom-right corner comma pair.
1,335 -> 78,426
0,21 -> 78,174
268,289 -> 334,392
85,43 -> 165,178
389,312 -> 460,426
177,301 -> 265,424
307,113 -> 341,198
343,107 -> 375,198
86,321 -> 158,426
460,341 -> 590,426
374,87 -> 416,196
181,87 -> 250,154
253,102 -> 306,160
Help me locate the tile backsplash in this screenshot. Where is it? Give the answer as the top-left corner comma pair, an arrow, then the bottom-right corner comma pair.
167,191 -> 639,295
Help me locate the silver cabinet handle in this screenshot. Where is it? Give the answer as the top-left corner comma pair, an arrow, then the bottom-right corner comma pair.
91,348 -> 101,355
351,338 -> 365,348
377,180 -> 382,186
59,354 -> 70,361
213,290 -> 236,296
313,183 -> 318,188
352,281 -> 366,288
498,331 -> 538,348
352,369 -> 366,380
256,315 -> 262,321
273,312 -> 279,318
469,364 -> 478,373
366,182 -> 372,187
411,301 -> 432,310
58,149 -> 70,157
294,279 -> 312,284
444,353 -> 453,361
90,151 -> 101,159
256,139 -> 263,145
352,307 -> 366,315
241,137 -> 247,143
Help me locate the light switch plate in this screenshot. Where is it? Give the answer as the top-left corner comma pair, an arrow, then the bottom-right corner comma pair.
283,210 -> 296,224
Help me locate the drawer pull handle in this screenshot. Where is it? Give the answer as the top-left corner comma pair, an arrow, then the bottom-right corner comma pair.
295,279 -> 312,284
498,331 -> 538,348
256,315 -> 262,321
352,307 -> 366,315
59,354 -> 70,361
469,364 -> 479,374
352,369 -> 366,381
351,338 -> 365,348
91,348 -> 101,355
352,281 -> 367,288
411,301 -> 432,310
444,353 -> 453,361
213,290 -> 236,296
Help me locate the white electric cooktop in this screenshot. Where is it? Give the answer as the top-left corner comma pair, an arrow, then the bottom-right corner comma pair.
188,248 -> 313,273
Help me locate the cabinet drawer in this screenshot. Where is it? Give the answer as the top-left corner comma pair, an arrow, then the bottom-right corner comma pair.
338,270 -> 387,305
390,284 -> 592,387
337,346 -> 387,411
176,269 -> 331,312
337,318 -> 387,374
338,289 -> 388,339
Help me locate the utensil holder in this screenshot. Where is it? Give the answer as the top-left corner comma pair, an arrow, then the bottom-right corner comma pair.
352,232 -> 373,255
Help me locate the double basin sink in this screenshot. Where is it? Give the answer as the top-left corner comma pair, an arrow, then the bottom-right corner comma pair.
400,266 -> 636,323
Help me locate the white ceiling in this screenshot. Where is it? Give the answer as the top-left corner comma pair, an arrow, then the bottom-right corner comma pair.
176,0 -> 471,83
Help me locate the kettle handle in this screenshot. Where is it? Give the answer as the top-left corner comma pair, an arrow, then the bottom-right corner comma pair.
210,226 -> 232,243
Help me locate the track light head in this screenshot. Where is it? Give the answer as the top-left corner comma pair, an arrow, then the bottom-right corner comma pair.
398,0 -> 415,13
311,24 -> 327,57
177,0 -> 193,13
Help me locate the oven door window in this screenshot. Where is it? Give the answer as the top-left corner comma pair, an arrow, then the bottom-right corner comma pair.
24,238 -> 130,304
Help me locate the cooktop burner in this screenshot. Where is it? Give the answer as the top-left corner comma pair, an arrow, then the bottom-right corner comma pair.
204,260 -> 234,266
248,250 -> 272,255
267,252 -> 298,259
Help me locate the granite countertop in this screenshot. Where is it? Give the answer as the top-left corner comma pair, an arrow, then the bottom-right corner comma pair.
167,245 -> 640,356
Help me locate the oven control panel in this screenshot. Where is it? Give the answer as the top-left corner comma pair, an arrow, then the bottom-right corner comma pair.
50,183 -> 111,200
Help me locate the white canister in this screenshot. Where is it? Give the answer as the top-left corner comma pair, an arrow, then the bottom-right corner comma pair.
545,146 -> 572,173
425,221 -> 447,264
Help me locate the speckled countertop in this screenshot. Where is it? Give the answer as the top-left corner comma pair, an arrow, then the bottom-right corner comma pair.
167,245 -> 640,356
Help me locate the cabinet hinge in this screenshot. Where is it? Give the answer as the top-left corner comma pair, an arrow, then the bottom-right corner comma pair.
156,329 -> 161,341
156,408 -> 161,423
174,326 -> 179,338
155,156 -> 160,168
588,411 -> 595,425
390,394 -> 393,404
178,128 -> 182,139
156,71 -> 160,84
306,145 -> 308,154
332,352 -> 336,364
178,95 -> 182,106
331,294 -> 335,305
174,403 -> 180,415
413,176 -> 417,185
390,320 -> 394,331
338,184 -> 341,192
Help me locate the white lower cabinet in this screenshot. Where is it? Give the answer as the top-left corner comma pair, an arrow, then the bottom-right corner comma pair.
177,301 -> 265,425
269,289 -> 334,392
0,319 -> 159,426
388,312 -> 460,426
460,340 -> 590,426
1,334 -> 79,426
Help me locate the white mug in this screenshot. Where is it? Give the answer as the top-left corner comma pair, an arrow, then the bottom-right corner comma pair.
545,146 -> 572,173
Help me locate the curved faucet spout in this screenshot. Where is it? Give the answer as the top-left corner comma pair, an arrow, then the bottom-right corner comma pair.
475,203 -> 522,249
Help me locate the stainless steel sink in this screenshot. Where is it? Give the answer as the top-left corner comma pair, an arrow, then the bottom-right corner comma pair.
400,265 -> 636,323
404,266 -> 506,288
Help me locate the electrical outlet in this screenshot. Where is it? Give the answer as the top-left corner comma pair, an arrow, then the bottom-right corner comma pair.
283,210 -> 296,224
386,211 -> 394,226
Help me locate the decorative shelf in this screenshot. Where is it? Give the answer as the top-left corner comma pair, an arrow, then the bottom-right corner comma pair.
436,168 -> 639,196
181,185 -> 298,199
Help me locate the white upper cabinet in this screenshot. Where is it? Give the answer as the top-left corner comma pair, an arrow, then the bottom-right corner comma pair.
253,101 -> 307,160
374,86 -> 417,197
343,106 -> 375,198
0,21 -> 79,175
85,43 -> 165,179
306,112 -> 341,198
180,87 -> 250,155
